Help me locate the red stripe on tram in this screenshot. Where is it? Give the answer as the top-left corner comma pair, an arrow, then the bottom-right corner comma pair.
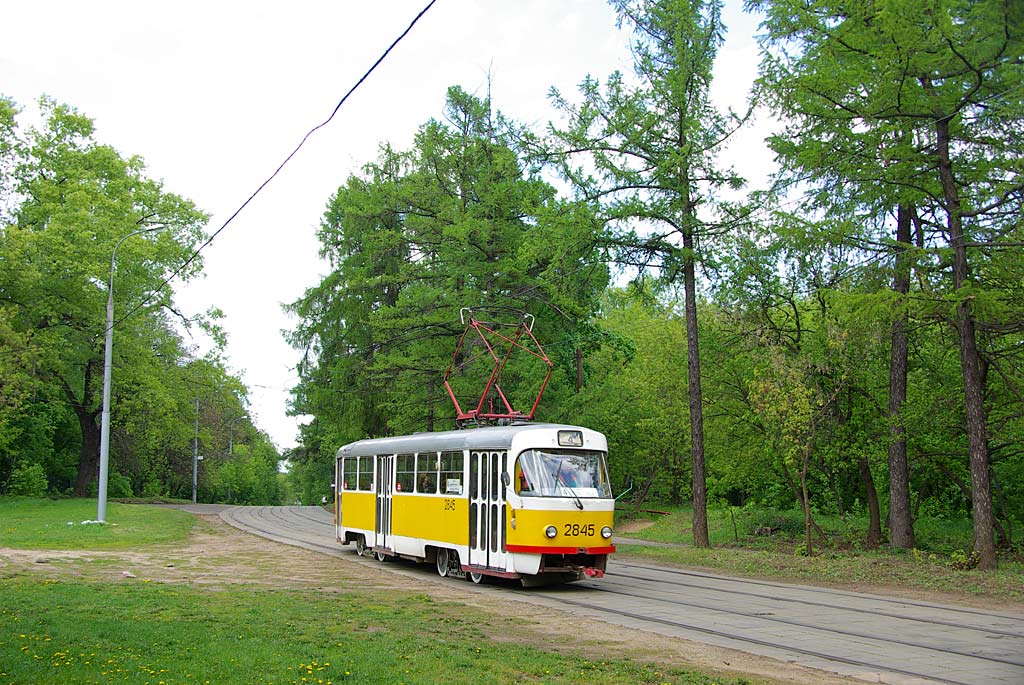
506,544 -> 616,555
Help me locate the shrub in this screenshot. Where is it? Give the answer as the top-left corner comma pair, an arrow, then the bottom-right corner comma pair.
6,462 -> 48,497
85,470 -> 134,498
142,476 -> 165,498
743,508 -> 805,538
108,471 -> 134,498
949,549 -> 980,571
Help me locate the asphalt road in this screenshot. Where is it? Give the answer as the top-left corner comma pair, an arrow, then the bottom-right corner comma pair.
176,504 -> 1024,685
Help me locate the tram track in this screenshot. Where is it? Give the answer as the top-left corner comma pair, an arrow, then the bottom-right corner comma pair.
564,581 -> 1024,669
516,589 -> 974,685
604,563 -> 1024,644
612,560 -> 1024,627
214,505 -> 1024,685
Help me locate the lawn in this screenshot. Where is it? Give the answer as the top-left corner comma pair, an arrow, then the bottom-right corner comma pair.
0,497 -> 194,550
0,498 -> 754,685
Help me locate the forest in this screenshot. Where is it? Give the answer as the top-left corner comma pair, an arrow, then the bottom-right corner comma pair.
284,0 -> 1022,570
2,0 -> 1021,570
0,97 -> 285,507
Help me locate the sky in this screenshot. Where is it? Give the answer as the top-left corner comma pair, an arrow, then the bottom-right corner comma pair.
3,0 -> 772,450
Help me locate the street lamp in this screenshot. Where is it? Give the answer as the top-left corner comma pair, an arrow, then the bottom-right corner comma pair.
227,414 -> 246,503
97,225 -> 166,523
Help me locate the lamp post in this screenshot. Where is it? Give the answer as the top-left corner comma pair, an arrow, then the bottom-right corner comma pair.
227,414 -> 246,503
192,398 -> 199,504
97,225 -> 166,523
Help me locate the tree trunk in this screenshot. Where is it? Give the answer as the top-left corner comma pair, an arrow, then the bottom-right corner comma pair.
858,455 -> 882,547
779,459 -> 802,505
933,120 -> 995,569
888,203 -> 916,549
682,228 -> 709,547
61,366 -> 101,497
74,409 -> 101,496
800,446 -> 813,556
935,117 -> 995,569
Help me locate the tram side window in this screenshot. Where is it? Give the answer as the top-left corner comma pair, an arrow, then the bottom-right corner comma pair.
396,453 -> 415,493
440,451 -> 463,495
342,458 -> 357,491
357,456 -> 374,491
416,452 -> 438,494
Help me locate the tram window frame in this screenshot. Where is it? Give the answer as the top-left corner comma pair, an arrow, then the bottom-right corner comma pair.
357,456 -> 374,491
396,453 -> 415,493
416,452 -> 438,494
440,450 -> 464,495
342,458 -> 357,491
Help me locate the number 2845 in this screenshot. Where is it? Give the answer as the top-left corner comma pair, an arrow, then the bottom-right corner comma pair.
563,523 -> 595,537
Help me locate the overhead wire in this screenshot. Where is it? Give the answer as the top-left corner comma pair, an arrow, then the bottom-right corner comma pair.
110,0 -> 439,332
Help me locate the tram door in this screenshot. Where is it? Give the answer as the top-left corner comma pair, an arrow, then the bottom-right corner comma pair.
469,450 -> 507,570
375,454 -> 393,551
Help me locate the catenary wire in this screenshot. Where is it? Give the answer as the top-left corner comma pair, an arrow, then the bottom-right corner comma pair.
108,0 -> 439,333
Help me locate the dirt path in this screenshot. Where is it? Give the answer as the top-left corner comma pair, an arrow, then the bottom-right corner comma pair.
1,515 -> 860,685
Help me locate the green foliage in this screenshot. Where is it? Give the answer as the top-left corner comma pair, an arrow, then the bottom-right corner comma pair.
748,0 -> 1023,565
546,0 -> 751,546
107,471 -> 133,499
570,286 -> 690,502
287,86 -> 609,490
0,96 -> 284,503
4,462 -> 48,497
949,549 -> 981,571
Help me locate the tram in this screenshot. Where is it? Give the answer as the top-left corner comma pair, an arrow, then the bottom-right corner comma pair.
335,422 -> 615,585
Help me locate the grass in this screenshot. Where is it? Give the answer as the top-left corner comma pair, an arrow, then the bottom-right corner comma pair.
0,579 -> 748,685
0,499 -> 753,685
0,497 -> 194,550
614,505 -> 1024,604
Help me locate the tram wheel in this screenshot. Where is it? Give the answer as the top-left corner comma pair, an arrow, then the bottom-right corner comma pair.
436,548 -> 450,577
468,570 -> 485,584
354,536 -> 368,557
374,550 -> 388,563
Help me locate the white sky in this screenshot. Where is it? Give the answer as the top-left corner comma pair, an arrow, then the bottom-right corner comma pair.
3,0 -> 772,450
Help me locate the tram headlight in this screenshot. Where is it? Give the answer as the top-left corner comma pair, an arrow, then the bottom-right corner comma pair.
601,526 -> 613,539
545,525 -> 558,539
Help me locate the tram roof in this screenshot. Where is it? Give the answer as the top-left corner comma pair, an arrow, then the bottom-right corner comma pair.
337,423 -> 598,458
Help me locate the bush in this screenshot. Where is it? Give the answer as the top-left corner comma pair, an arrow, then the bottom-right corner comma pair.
142,476 -> 165,498
108,471 -> 133,498
5,462 -> 48,497
949,549 -> 980,571
742,507 -> 805,538
84,470 -> 134,498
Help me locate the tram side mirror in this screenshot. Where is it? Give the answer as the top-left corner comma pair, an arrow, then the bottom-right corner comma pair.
501,472 -> 511,487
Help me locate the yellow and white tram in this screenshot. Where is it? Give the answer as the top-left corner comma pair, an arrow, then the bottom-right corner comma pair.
335,422 -> 615,585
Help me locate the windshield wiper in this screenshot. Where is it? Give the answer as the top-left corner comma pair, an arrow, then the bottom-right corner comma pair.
553,463 -> 584,510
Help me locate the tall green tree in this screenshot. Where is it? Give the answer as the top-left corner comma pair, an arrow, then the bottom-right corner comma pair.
548,0 -> 745,546
287,87 -> 609,491
750,0 -> 1023,567
0,97 -> 212,496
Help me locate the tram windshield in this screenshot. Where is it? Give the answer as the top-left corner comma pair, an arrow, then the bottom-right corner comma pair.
514,449 -> 612,499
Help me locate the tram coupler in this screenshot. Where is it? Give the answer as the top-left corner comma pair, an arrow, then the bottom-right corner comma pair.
583,567 -> 604,578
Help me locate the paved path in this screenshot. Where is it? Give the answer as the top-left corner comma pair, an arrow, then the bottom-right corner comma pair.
175,505 -> 1024,685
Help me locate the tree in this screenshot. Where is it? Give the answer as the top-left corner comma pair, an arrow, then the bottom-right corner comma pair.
573,285 -> 690,504
0,97 -> 215,496
548,0 -> 746,546
287,87 -> 609,490
750,0 -> 1023,567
